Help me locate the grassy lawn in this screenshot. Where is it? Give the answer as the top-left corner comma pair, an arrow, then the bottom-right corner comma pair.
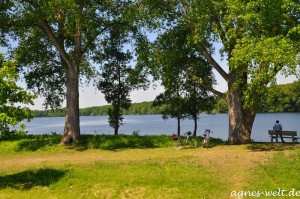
0,135 -> 300,199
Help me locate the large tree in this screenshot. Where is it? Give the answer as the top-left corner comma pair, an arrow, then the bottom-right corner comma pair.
139,0 -> 299,144
4,1 -> 136,144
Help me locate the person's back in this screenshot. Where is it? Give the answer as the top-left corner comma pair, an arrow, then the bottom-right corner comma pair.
273,120 -> 282,131
273,120 -> 284,142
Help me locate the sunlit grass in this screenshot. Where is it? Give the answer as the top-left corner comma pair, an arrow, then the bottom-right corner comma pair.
1,136 -> 300,198
246,148 -> 300,192
0,152 -> 228,198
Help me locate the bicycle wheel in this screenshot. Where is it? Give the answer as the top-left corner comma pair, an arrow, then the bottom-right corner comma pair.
172,140 -> 182,150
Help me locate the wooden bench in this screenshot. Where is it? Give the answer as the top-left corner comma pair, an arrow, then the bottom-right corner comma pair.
268,130 -> 298,143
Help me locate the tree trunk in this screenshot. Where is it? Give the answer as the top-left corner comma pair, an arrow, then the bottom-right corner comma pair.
177,117 -> 181,136
193,116 -> 197,136
61,65 -> 80,145
227,73 -> 256,144
115,124 -> 119,135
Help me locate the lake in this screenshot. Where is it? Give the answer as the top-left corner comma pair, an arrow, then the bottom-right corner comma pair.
21,113 -> 300,142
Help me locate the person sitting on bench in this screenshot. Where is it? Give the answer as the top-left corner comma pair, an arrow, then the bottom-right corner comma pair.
273,120 -> 285,143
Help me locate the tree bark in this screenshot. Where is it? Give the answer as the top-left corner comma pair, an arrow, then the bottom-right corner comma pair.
61,64 -> 80,145
177,117 -> 181,136
227,72 -> 255,144
193,117 -> 197,136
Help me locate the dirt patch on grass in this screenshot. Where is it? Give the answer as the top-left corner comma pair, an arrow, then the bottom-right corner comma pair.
191,145 -> 275,195
0,145 -> 276,171
0,148 -> 185,171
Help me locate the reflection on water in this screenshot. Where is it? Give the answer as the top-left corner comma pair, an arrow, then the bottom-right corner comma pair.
21,113 -> 300,142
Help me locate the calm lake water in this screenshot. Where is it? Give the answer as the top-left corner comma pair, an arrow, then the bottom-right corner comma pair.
22,113 -> 300,142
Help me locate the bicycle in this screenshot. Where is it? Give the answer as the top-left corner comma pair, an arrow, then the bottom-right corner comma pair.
172,131 -> 197,150
201,129 -> 213,149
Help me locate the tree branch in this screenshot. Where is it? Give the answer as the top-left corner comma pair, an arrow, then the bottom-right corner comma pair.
185,66 -> 226,99
180,0 -> 229,82
24,0 -> 73,68
39,20 -> 72,67
74,0 -> 84,66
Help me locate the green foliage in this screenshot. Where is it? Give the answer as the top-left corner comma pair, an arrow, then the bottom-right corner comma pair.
3,0 -> 145,143
74,134 -> 172,150
15,122 -> 28,137
0,53 -> 36,136
124,101 -> 162,115
213,97 -> 228,113
0,134 -> 226,154
261,80 -> 300,112
137,0 -> 300,144
34,102 -> 161,117
33,79 -> 300,119
96,27 -> 133,135
0,134 -> 180,152
34,108 -> 66,117
0,134 -> 61,152
147,23 -> 216,135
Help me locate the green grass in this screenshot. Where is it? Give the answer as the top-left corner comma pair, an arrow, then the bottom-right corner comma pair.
0,134 -> 224,153
0,158 -> 227,199
246,148 -> 300,193
1,136 -> 300,198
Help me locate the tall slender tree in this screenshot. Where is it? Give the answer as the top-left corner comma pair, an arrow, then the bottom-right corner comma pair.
183,80 -> 216,136
150,23 -> 215,136
97,28 -> 132,135
153,74 -> 186,136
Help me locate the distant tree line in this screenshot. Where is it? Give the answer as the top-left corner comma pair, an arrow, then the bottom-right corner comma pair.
34,102 -> 162,117
33,80 -> 300,118
260,80 -> 300,113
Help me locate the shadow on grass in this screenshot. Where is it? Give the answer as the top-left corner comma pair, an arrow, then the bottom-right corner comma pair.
7,134 -> 226,151
74,134 -> 172,150
0,168 -> 67,190
247,142 -> 299,152
173,137 -> 226,150
197,137 -> 226,149
15,135 -> 61,152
